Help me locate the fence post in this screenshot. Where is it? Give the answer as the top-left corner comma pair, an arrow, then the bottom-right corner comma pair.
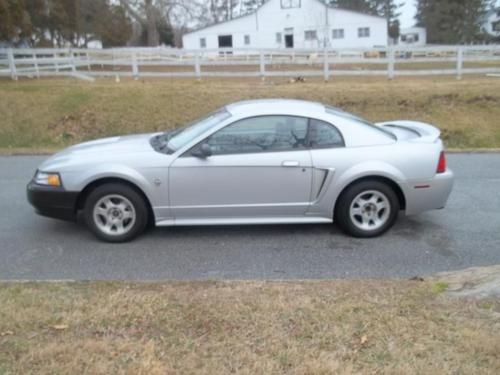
32,50 -> 40,78
195,52 -> 201,80
456,47 -> 463,80
86,51 -> 91,71
323,48 -> 330,82
132,52 -> 139,80
70,50 -> 76,73
259,51 -> 266,81
387,47 -> 395,80
7,49 -> 17,80
53,51 -> 59,73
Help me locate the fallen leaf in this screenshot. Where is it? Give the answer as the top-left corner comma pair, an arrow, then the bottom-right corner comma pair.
1,331 -> 14,336
360,335 -> 368,345
52,325 -> 69,330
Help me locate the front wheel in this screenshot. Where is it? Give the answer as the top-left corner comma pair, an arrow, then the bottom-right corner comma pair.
83,183 -> 148,243
335,180 -> 399,238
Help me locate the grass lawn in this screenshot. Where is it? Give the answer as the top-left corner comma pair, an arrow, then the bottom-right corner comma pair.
1,280 -> 499,374
0,76 -> 500,152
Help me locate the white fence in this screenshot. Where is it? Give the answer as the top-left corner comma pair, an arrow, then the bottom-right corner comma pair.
1,45 -> 500,81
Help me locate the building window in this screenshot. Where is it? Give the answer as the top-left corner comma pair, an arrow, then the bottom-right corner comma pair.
493,21 -> 500,32
276,32 -> 282,43
332,29 -> 344,39
200,38 -> 206,48
281,0 -> 301,9
358,27 -> 370,38
244,35 -> 251,45
304,30 -> 317,41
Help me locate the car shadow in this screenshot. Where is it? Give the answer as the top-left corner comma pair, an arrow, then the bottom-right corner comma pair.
39,213 -> 443,247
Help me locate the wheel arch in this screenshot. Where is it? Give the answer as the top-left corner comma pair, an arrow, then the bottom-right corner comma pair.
76,177 -> 155,225
334,175 -> 407,215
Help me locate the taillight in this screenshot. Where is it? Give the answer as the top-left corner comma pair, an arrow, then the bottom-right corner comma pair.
437,151 -> 446,174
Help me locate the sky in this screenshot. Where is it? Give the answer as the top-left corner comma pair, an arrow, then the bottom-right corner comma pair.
399,1 -> 417,28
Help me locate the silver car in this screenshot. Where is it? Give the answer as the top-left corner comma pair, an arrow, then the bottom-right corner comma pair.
27,99 -> 454,242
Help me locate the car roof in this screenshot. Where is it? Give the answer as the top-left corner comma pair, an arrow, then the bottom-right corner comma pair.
226,99 -> 326,116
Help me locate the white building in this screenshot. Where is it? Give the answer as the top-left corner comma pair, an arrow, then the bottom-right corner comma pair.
483,8 -> 500,38
183,0 -> 387,50
398,27 -> 427,46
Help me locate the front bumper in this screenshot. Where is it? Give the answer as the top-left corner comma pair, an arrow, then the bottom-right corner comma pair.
27,181 -> 79,221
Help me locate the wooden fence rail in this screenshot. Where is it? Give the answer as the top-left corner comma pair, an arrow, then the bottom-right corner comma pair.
1,45 -> 500,81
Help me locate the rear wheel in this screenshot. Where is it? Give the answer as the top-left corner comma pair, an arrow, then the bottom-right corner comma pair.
84,183 -> 148,243
335,180 -> 399,238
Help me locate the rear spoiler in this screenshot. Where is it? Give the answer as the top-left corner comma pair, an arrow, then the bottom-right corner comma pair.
376,121 -> 442,143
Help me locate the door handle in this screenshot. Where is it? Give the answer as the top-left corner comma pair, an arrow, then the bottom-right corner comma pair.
282,160 -> 300,167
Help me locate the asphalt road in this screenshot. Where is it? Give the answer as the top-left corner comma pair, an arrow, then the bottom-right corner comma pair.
1,154 -> 499,281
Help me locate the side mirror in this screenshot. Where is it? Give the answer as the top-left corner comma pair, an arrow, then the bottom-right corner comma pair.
191,143 -> 213,158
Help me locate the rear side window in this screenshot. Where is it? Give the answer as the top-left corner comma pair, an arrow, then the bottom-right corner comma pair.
309,119 -> 344,148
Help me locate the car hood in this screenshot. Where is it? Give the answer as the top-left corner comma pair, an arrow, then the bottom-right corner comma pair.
38,133 -> 160,171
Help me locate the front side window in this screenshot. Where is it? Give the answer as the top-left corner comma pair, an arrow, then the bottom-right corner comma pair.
304,30 -> 317,41
332,28 -> 344,39
276,32 -> 282,43
200,37 -> 206,48
309,119 -> 344,148
244,35 -> 251,45
358,27 -> 370,38
205,116 -> 308,155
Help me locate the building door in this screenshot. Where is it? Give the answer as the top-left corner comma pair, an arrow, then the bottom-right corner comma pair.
285,34 -> 294,48
218,35 -> 233,48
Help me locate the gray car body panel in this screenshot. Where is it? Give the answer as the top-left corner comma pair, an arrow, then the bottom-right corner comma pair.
36,99 -> 454,226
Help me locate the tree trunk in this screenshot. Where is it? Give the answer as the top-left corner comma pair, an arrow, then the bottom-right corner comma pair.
145,0 -> 159,46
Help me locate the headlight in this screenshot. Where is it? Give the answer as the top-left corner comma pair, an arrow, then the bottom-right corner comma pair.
34,171 -> 61,187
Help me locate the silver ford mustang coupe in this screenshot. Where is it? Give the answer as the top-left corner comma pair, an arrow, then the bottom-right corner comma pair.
27,99 -> 454,242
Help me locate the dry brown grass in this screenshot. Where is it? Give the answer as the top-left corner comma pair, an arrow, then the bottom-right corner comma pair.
0,280 -> 499,374
0,75 -> 500,150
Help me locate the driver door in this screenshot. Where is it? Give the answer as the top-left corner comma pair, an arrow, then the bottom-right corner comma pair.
169,115 -> 313,220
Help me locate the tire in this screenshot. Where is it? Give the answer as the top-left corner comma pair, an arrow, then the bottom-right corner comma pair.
83,183 -> 148,243
334,180 -> 399,238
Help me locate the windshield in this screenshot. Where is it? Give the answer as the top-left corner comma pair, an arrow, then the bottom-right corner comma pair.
167,108 -> 232,152
325,106 -> 396,140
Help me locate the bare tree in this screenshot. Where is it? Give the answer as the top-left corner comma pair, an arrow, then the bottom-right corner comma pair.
119,0 -> 200,46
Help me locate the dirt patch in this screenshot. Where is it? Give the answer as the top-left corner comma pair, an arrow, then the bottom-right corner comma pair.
428,93 -> 460,106
48,110 -> 100,143
465,95 -> 499,105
